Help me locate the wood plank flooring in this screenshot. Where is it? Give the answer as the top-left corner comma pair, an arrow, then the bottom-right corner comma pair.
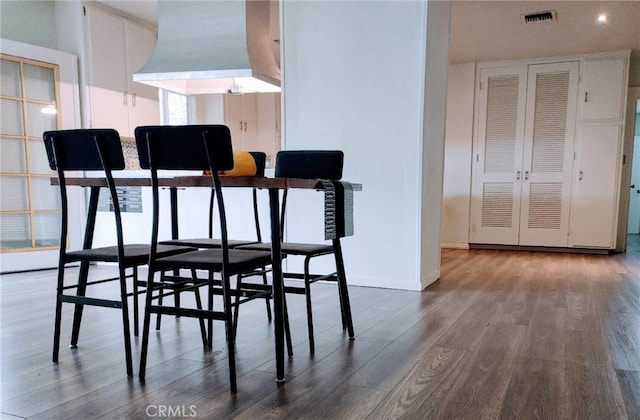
1,236 -> 639,419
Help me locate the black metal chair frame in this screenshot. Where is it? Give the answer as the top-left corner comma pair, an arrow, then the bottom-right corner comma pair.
158,152 -> 272,328
136,125 -> 274,393
44,129 -> 192,377
238,150 -> 355,355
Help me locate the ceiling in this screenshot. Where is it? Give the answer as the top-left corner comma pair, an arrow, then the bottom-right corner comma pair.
96,0 -> 640,64
96,0 -> 157,25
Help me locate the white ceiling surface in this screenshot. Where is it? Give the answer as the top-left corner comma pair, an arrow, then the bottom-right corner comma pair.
451,1 -> 640,64
99,0 -> 639,64
96,0 -> 157,25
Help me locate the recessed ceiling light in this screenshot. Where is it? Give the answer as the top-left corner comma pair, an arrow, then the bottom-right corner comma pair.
597,13 -> 608,23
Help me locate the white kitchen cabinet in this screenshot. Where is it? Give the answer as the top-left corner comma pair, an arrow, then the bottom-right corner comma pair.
224,93 -> 280,168
569,124 -> 622,248
568,53 -> 629,248
581,57 -> 626,122
84,5 -> 159,137
470,61 -> 579,247
470,51 -> 629,250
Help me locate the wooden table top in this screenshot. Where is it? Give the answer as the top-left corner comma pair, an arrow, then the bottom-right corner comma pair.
52,176 -> 362,190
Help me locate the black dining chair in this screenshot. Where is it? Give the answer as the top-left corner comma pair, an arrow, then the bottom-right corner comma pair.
159,151 -> 267,250
158,151 -> 272,327
44,129 -> 194,377
135,125 -> 274,393
238,150 -> 355,354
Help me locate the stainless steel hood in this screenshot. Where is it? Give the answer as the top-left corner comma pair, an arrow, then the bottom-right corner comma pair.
133,0 -> 280,95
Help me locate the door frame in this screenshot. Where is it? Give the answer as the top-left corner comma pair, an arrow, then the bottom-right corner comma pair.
616,87 -> 640,252
0,39 -> 82,272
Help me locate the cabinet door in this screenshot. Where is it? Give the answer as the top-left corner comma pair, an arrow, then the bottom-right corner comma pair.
241,94 -> 258,151
470,66 -> 527,245
569,124 -> 622,248
519,61 -> 579,246
128,95 -> 160,137
85,6 -> 127,92
255,93 -> 279,167
89,88 -> 130,135
581,58 -> 626,121
125,21 -> 158,100
224,94 -> 245,150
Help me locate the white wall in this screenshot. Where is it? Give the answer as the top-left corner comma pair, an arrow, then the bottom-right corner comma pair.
0,1 -> 57,49
420,1 -> 451,288
282,0 -> 447,290
441,63 -> 475,247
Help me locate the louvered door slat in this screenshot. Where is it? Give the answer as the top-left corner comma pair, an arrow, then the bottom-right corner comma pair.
484,75 -> 519,173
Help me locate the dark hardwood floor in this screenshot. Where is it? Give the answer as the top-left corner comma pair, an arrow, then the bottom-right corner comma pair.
1,236 -> 639,419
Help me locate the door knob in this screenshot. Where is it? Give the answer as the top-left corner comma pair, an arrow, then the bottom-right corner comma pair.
631,184 -> 636,189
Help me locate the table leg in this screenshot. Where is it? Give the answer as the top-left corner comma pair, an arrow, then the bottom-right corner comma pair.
170,187 -> 179,240
169,187 -> 180,313
269,188 -> 285,383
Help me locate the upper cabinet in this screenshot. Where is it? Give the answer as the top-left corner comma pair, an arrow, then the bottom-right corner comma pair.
580,57 -> 627,122
83,5 -> 159,137
569,52 -> 629,248
224,93 -> 281,168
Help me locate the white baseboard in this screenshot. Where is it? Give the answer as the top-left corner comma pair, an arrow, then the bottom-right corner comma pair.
440,243 -> 470,250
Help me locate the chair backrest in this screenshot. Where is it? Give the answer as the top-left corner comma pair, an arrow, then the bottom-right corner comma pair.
43,129 -> 125,172
274,150 -> 344,237
134,125 -> 235,258
274,150 -> 343,180
43,128 -> 126,256
249,152 -> 267,177
135,125 -> 234,172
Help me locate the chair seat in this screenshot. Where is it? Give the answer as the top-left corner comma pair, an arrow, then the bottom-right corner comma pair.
159,238 -> 258,249
66,244 -> 194,265
239,242 -> 334,256
154,249 -> 272,274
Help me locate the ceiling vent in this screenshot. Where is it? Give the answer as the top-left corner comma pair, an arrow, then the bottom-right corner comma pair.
522,10 -> 556,24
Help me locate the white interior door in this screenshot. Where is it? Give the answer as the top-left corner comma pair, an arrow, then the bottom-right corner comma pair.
628,130 -> 640,234
519,61 -> 579,246
470,66 -> 527,245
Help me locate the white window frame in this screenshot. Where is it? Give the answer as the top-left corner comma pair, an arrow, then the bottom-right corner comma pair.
0,38 -> 81,272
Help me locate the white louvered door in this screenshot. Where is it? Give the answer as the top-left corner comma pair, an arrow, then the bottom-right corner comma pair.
519,62 -> 579,246
470,66 -> 528,245
470,62 -> 579,247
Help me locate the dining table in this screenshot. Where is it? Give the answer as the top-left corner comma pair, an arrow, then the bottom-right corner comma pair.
52,175 -> 359,384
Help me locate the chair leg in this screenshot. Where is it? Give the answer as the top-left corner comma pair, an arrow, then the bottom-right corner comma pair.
207,271 -> 214,349
118,266 -> 134,377
261,267 -> 272,321
283,291 -> 293,357
52,262 -> 66,363
139,270 -> 156,379
133,267 -> 139,337
70,261 -> 90,347
303,256 -> 315,354
191,269 -> 208,346
222,274 -> 237,393
155,281 -> 163,331
232,274 -> 243,341
333,239 -> 354,340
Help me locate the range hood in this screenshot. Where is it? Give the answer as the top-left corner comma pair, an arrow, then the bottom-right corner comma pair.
133,0 -> 280,95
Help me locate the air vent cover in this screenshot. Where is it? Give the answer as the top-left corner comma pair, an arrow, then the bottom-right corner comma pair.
522,10 -> 556,24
